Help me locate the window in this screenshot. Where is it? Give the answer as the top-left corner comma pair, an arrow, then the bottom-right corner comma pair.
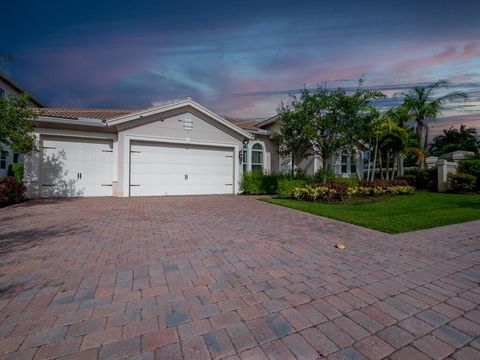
0,151 -> 7,170
242,143 -> 248,173
0,88 -> 4,99
13,153 -> 20,163
340,151 -> 357,174
251,143 -> 264,172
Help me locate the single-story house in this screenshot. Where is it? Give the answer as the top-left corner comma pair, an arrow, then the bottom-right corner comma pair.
23,99 -> 365,198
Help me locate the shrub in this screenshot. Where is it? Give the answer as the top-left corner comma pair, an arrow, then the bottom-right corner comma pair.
313,168 -> 359,186
242,171 -> 276,195
404,168 -> 436,190
359,179 -> 409,188
313,167 -> 335,183
8,163 -> 24,182
277,179 -> 309,198
242,172 -> 310,195
290,181 -> 415,202
449,173 -> 477,193
396,175 -> 416,186
459,159 -> 480,190
0,176 -> 26,207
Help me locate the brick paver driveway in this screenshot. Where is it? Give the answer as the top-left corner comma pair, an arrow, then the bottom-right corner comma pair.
1,196 -> 479,360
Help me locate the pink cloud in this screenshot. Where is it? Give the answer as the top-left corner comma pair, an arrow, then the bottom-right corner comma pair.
394,40 -> 480,73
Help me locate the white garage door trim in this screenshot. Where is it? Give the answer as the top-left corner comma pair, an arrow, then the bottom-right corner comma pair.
129,141 -> 235,196
40,136 -> 114,197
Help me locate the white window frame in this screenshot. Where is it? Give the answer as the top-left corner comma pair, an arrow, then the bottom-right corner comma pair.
242,143 -> 248,173
340,151 -> 357,174
251,143 -> 264,172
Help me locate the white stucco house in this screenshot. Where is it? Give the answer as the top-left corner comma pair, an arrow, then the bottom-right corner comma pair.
22,99 -> 365,198
0,73 -> 43,177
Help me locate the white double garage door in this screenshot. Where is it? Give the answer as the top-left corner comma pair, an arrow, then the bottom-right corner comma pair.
41,137 -> 234,197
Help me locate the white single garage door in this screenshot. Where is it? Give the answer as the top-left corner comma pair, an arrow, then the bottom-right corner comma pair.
41,137 -> 114,197
130,141 -> 234,196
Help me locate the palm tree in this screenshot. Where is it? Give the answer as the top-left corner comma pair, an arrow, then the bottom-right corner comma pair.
429,124 -> 479,156
402,80 -> 467,162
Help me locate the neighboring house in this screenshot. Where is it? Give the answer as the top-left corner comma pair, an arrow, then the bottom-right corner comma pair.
0,73 -> 43,177
23,100 -> 367,198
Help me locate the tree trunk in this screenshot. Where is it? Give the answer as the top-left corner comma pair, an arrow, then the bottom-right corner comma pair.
355,152 -> 362,180
386,151 -> 390,180
379,153 -> 384,179
366,147 -> 371,181
423,125 -> 429,168
322,155 -> 328,183
291,154 -> 295,177
399,154 -> 404,176
371,135 -> 379,181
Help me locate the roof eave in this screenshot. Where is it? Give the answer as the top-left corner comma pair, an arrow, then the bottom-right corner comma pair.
256,114 -> 279,128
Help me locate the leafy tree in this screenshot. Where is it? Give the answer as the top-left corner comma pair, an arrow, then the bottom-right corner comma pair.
276,87 -> 384,181
0,94 -> 38,154
429,125 -> 479,156
401,80 -> 467,159
275,93 -> 312,176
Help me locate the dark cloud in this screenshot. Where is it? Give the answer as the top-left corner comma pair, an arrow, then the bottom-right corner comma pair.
1,0 -> 479,120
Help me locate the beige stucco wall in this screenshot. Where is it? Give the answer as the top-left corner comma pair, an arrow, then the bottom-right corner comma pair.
245,133 -> 280,173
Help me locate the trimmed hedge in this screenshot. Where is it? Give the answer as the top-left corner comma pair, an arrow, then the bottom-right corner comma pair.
458,159 -> 480,190
242,171 -> 312,195
242,171 -> 277,195
449,173 -> 477,193
0,176 -> 26,207
403,168 -> 436,190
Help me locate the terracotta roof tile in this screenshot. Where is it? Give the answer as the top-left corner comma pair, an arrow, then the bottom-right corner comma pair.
35,108 -> 142,121
222,116 -> 261,130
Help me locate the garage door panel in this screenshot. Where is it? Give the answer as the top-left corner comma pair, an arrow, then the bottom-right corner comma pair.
130,141 -> 234,196
41,138 -> 113,197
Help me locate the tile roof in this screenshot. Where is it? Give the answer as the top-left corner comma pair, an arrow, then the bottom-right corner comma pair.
35,108 -> 142,121
35,108 -> 264,132
222,116 -> 261,130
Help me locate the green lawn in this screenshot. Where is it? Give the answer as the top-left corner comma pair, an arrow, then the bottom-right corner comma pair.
262,192 -> 480,234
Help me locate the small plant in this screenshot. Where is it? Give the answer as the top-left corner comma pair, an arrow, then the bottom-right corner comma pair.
449,173 -> 477,193
0,176 -> 26,207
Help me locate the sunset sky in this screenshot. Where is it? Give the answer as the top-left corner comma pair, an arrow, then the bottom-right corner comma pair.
1,0 -> 479,132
